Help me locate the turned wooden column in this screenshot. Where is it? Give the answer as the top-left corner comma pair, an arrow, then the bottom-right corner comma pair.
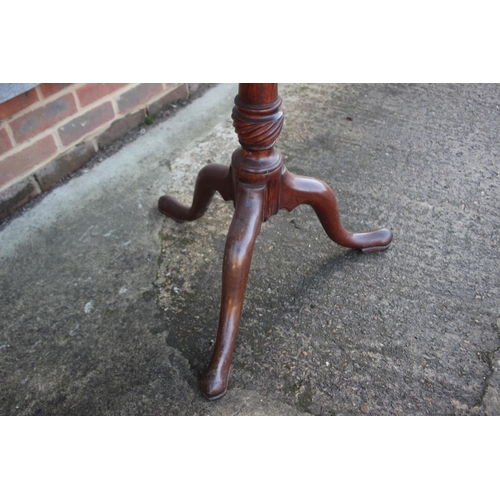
158,83 -> 393,400
230,83 -> 284,219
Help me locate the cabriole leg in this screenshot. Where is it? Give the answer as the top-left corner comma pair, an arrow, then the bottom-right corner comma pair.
200,184 -> 264,400
280,169 -> 392,253
158,163 -> 233,222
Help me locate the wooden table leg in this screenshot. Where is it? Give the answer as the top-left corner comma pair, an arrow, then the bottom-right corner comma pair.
158,163 -> 233,221
200,184 -> 264,400
158,83 -> 393,400
279,169 -> 392,252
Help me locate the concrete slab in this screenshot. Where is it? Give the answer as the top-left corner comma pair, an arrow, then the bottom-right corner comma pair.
1,83 -> 499,415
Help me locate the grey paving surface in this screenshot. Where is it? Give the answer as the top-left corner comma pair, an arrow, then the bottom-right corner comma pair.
1,83 -> 499,415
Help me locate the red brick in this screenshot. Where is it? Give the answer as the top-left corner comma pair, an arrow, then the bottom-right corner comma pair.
77,83 -> 127,107
0,88 -> 39,121
116,83 -> 164,115
148,84 -> 189,116
10,94 -> 77,143
39,83 -> 72,98
97,109 -> 146,149
0,127 -> 13,155
0,135 -> 57,188
58,101 -> 115,146
0,177 -> 40,219
35,140 -> 96,191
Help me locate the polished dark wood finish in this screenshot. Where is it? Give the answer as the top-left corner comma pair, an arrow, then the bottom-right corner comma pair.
200,184 -> 264,399
158,83 -> 393,400
158,163 -> 233,222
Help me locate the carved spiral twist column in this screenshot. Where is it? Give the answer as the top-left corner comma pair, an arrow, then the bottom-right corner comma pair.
230,84 -> 285,221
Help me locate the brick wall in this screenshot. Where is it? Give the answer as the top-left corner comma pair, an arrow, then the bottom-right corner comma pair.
0,83 -> 193,219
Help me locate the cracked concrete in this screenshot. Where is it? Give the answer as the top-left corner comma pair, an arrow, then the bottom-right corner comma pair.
1,83 -> 499,415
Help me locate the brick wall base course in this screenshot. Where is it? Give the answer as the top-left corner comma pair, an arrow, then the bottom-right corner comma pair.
0,83 -> 193,220
0,177 -> 40,219
35,140 -> 97,192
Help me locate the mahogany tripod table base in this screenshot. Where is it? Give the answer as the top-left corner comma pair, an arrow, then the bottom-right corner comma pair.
158,84 -> 392,401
